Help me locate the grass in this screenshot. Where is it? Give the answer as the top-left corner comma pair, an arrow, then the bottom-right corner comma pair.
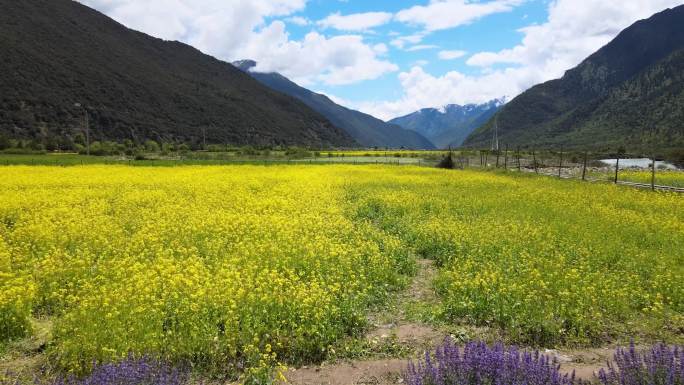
0,153 -> 433,167
619,170 -> 684,188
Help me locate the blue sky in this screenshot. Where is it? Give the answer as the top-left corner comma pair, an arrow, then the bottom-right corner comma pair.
79,0 -> 683,119
276,0 -> 549,104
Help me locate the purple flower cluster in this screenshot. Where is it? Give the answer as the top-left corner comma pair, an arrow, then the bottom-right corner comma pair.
405,339 -> 578,385
598,342 -> 683,385
52,356 -> 187,385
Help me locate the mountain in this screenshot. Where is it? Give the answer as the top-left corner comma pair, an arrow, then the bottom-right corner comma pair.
233,60 -> 435,149
0,0 -> 356,148
464,5 -> 684,151
388,99 -> 504,148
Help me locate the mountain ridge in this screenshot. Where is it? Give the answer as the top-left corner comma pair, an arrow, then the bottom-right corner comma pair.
389,99 -> 504,148
0,0 -> 356,148
233,60 -> 435,149
464,5 -> 684,151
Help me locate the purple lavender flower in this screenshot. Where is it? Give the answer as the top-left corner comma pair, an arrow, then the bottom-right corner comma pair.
1,356 -> 192,385
597,341 -> 683,385
53,355 -> 187,385
405,339 -> 579,385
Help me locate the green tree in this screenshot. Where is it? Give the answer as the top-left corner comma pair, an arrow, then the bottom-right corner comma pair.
144,140 -> 160,153
0,134 -> 11,150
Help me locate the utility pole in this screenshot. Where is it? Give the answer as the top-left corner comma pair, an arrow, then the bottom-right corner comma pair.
651,153 -> 656,191
614,150 -> 620,184
491,115 -> 499,152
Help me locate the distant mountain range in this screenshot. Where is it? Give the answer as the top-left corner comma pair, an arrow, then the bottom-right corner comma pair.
465,5 -> 684,151
233,60 -> 435,149
389,99 -> 504,149
0,0 -> 355,148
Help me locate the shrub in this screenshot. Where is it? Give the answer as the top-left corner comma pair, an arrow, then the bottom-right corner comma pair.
144,140 -> 161,153
436,153 -> 455,169
598,342 -> 683,385
405,339 -> 579,385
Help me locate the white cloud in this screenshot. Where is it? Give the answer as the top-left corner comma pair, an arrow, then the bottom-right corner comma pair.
466,0 -> 684,78
317,11 -> 393,31
237,23 -> 398,85
373,43 -> 389,55
353,66 -> 534,120
406,44 -> 439,51
286,16 -> 310,26
390,33 -> 426,49
353,0 -> 684,120
438,50 -> 467,60
395,0 -> 524,31
77,0 -> 396,86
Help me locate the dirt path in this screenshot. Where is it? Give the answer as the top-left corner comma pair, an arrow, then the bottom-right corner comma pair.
365,259 -> 443,346
285,259 -> 617,385
286,258 -> 442,385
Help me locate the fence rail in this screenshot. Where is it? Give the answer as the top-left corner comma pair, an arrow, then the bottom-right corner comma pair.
2,150 -> 682,192
459,147 -> 683,193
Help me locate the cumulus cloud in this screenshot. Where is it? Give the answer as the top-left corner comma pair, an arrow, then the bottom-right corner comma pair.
466,0 -> 684,79
317,11 -> 393,31
77,0 -> 396,86
352,66 -> 535,120
406,44 -> 440,51
351,0 -> 684,120
390,33 -> 427,49
237,23 -> 398,85
438,50 -> 467,60
395,0 -> 524,31
286,16 -> 310,26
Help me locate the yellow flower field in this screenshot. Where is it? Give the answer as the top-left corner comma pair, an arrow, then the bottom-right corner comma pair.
0,165 -> 682,377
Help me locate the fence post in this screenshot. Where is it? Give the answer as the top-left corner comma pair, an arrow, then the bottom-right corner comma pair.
614,150 -> 620,184
532,150 -> 538,174
582,151 -> 588,181
484,151 -> 489,168
558,146 -> 563,178
496,149 -> 500,168
504,144 -> 508,170
516,146 -> 521,171
651,154 -> 656,191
